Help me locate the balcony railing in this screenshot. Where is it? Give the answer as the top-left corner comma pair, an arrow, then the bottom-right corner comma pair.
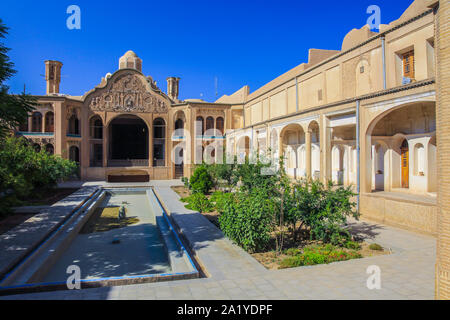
107,159 -> 149,167
66,133 -> 81,138
16,132 -> 54,136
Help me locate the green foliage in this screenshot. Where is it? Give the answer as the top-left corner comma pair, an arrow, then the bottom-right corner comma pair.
0,19 -> 36,138
369,243 -> 383,251
279,244 -> 362,268
283,179 -> 358,246
183,193 -> 214,213
209,191 -> 233,214
230,157 -> 280,194
189,165 -> 214,194
203,154 -> 236,190
345,241 -> 362,250
0,137 -> 77,215
219,189 -> 274,253
181,177 -> 189,189
192,153 -> 357,254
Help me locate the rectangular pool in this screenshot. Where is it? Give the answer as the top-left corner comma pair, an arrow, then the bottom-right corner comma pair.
0,188 -> 198,293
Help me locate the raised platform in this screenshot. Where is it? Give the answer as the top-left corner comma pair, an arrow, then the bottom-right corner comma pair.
360,191 -> 438,236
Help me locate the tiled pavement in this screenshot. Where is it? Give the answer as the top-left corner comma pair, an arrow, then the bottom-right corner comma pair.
0,181 -> 436,300
0,186 -> 99,280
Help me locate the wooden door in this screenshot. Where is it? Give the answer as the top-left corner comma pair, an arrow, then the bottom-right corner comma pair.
401,140 -> 409,188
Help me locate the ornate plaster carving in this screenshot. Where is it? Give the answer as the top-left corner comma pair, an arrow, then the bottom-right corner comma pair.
197,108 -> 225,117
88,73 -> 168,113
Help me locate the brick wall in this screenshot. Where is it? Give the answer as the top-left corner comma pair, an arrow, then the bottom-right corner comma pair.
436,0 -> 450,300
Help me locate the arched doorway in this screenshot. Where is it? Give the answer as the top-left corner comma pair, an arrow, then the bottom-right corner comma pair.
366,101 -> 436,193
174,145 -> 184,178
236,136 -> 250,162
401,139 -> 409,188
69,146 -> 80,163
109,115 -> 149,166
153,118 -> 166,167
90,116 -> 103,167
280,124 -> 305,178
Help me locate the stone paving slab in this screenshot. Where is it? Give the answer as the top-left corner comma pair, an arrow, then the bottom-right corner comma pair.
0,186 -> 98,280
0,180 -> 437,300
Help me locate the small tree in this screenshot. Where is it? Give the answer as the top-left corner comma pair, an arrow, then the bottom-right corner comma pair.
0,19 -> 36,138
189,165 -> 214,194
219,189 -> 274,253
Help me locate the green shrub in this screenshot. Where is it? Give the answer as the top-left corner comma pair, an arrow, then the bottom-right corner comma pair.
189,165 -> 213,194
288,180 -> 357,245
209,191 -> 233,213
283,248 -> 301,256
181,177 -> 189,189
345,241 -> 361,250
219,190 -> 273,253
369,243 -> 383,251
184,193 -> 214,213
279,245 -> 362,269
0,137 -> 77,215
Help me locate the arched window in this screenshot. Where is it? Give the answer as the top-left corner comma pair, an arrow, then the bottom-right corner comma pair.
45,144 -> 54,154
90,117 -> 103,139
153,118 -> 166,166
206,116 -> 214,132
33,143 -> 41,152
216,117 -> 224,136
45,112 -> 54,133
196,116 -> 204,135
31,112 -> 42,132
68,115 -> 80,135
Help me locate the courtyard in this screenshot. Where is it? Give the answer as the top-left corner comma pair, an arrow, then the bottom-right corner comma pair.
0,180 -> 435,300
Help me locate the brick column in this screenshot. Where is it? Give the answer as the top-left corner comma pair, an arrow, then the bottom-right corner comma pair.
435,0 -> 450,300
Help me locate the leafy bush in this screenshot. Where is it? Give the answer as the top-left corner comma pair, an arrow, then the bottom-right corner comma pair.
286,179 -> 357,246
183,193 -> 214,213
283,248 -> 301,256
369,243 -> 383,251
189,165 -> 213,194
0,137 -> 77,215
181,177 -> 189,189
345,241 -> 361,250
209,191 -> 233,213
219,190 -> 274,253
279,245 -> 362,268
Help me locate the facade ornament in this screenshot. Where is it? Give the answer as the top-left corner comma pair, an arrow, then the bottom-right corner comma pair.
88,73 -> 168,113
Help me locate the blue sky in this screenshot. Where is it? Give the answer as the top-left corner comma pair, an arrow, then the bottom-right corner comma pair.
1,0 -> 414,101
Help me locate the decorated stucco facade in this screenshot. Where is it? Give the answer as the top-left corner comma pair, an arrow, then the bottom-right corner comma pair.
16,51 -> 233,182
224,0 -> 439,236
